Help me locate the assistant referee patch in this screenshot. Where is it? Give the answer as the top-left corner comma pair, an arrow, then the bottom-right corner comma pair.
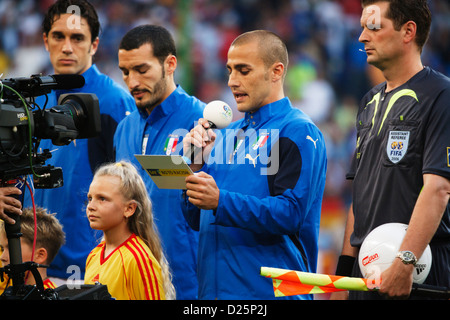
447,147 -> 450,167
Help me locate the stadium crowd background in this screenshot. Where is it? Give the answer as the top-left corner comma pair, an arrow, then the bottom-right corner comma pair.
0,0 -> 449,298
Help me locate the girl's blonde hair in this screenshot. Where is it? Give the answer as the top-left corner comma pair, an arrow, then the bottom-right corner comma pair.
93,160 -> 176,299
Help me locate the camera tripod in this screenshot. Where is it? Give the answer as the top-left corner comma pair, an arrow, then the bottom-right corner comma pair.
0,178 -> 110,300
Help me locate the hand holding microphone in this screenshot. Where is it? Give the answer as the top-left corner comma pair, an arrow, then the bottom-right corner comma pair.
184,100 -> 233,170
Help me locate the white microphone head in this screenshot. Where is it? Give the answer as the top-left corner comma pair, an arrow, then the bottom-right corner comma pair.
203,100 -> 233,129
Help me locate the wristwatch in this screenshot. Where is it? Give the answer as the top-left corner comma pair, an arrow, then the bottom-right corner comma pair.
396,251 -> 417,265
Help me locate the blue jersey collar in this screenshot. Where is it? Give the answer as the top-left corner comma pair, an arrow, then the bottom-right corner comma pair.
54,64 -> 98,97
138,85 -> 186,123
242,97 -> 290,128
81,64 -> 101,83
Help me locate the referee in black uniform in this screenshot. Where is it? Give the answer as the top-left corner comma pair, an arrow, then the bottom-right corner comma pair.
334,0 -> 450,300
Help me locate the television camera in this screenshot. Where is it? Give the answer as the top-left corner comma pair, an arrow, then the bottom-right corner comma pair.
0,74 -> 109,300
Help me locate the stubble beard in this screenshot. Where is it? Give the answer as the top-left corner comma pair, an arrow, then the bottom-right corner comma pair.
136,71 -> 167,114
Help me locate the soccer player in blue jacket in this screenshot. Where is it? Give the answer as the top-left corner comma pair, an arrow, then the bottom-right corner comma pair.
182,30 -> 327,300
114,25 -> 205,299
24,0 -> 136,283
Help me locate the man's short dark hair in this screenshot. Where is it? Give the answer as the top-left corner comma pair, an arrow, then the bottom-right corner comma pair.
119,25 -> 177,65
231,30 -> 289,80
361,0 -> 431,51
42,0 -> 101,43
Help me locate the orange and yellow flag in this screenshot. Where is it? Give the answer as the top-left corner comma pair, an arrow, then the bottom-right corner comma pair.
260,267 -> 379,297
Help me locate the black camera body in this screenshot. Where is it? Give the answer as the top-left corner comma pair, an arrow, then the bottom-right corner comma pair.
0,74 -> 102,300
0,74 -> 100,184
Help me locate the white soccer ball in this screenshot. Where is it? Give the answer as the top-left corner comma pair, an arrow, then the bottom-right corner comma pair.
358,223 -> 432,284
203,100 -> 233,129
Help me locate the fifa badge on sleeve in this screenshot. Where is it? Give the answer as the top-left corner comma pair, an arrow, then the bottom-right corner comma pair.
447,147 -> 450,167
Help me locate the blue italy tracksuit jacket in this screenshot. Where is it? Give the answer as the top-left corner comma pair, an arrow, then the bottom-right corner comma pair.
182,97 -> 327,300
114,85 -> 205,299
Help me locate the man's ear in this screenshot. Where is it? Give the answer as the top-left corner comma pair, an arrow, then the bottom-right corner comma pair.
271,62 -> 285,82
402,21 -> 417,46
165,54 -> 178,76
90,37 -> 99,56
43,33 -> 49,52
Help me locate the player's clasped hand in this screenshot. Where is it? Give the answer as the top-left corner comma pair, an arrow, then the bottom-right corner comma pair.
185,172 -> 220,210
0,187 -> 23,224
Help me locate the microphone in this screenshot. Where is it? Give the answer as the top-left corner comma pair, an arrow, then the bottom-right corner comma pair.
1,74 -> 85,98
44,74 -> 85,90
202,100 -> 233,130
188,100 -> 233,162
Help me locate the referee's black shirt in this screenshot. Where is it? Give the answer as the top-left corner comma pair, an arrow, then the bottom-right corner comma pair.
348,67 -> 450,247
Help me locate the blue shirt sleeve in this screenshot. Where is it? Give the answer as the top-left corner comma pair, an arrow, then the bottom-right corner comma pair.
185,134 -> 325,235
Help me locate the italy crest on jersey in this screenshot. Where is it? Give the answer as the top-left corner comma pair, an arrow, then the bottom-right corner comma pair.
164,134 -> 179,155
387,131 -> 409,163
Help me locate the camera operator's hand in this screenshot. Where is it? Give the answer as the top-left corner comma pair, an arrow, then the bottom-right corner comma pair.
0,187 -> 22,224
